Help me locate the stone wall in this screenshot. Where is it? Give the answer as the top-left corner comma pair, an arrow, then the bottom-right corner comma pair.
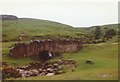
9,39 -> 83,58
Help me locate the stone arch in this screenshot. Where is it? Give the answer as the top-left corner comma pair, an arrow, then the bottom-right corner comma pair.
39,50 -> 53,61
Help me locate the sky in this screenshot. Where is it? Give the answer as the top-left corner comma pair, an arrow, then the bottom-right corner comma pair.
0,0 -> 119,27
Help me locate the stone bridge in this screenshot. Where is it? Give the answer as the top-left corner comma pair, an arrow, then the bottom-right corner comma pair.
9,39 -> 83,60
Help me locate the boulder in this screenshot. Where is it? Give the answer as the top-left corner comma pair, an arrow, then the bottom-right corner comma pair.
38,68 -> 43,73
46,68 -> 53,73
31,69 -> 39,74
46,73 -> 55,76
85,59 -> 94,64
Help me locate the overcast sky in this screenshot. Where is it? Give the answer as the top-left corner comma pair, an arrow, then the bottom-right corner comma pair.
0,0 -> 119,27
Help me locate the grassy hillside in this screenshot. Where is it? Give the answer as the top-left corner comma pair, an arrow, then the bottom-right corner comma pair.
2,17 -> 119,42
83,24 -> 119,43
2,18 -> 85,41
4,43 -> 118,80
75,24 -> 119,33
86,24 -> 119,31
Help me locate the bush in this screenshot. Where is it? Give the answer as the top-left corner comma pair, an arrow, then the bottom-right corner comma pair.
2,62 -> 22,79
104,29 -> 116,40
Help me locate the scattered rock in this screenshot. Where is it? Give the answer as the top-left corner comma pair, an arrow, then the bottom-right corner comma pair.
2,59 -> 77,79
38,72 -> 46,76
38,68 -> 43,73
47,68 -> 53,73
31,69 -> 39,75
46,73 -> 55,76
85,59 -> 94,64
101,74 -> 108,78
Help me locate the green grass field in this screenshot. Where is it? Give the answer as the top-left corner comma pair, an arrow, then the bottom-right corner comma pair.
3,42 -> 118,80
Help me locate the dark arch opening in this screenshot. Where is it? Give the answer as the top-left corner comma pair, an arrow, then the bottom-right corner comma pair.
39,50 -> 52,61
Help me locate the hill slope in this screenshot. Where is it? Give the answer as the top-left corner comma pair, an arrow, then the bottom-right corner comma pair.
84,24 -> 119,43
87,24 -> 119,32
2,16 -> 119,42
2,18 -> 84,41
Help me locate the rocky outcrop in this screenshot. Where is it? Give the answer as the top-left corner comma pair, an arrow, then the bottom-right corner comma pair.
2,59 -> 77,79
17,59 -> 77,77
0,15 -> 18,20
9,39 -> 83,58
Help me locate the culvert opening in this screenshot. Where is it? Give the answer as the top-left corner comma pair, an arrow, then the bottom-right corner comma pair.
39,50 -> 52,61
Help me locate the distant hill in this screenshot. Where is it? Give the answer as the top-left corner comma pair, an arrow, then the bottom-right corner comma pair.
75,24 -> 119,34
85,24 -> 119,43
87,24 -> 119,32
